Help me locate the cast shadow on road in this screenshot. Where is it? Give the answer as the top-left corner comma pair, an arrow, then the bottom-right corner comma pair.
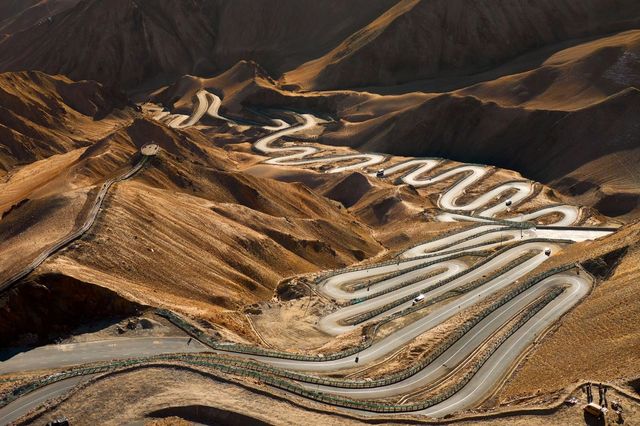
0,316 -> 127,362
0,347 -> 26,362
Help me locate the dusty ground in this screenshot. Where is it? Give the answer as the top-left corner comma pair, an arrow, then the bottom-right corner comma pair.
24,365 -> 640,426
497,230 -> 640,404
1,4 -> 640,422
62,312 -> 186,344
0,185 -> 92,282
26,366 -> 370,426
460,385 -> 640,426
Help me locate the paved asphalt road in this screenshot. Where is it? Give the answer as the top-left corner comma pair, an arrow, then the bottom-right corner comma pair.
421,273 -> 588,416
0,375 -> 95,425
0,104 -> 616,421
252,114 -> 582,225
0,337 -> 208,375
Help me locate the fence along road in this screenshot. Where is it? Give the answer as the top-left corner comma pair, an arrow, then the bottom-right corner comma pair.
0,99 -> 616,420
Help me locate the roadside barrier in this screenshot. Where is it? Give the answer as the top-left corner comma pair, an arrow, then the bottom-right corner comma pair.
201,286 -> 565,412
1,286 -> 564,414
349,266 -> 446,292
157,241 -> 573,363
349,251 -> 488,304
345,235 -> 571,322
312,223 -> 497,284
343,251 -> 537,326
396,224 -> 533,262
154,284 -> 563,394
156,309 -> 374,361
313,221 -> 539,290
349,233 -> 569,306
438,210 -> 536,229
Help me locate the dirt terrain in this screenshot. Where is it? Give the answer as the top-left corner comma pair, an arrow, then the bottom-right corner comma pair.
281,0 -> 640,91
499,226 -> 640,404
0,0 -> 395,89
22,365 -> 640,426
144,29 -> 640,221
0,1 -> 639,424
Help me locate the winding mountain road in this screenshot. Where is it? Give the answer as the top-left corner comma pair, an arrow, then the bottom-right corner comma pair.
251,113 -> 582,225
155,90 -> 236,129
164,104 -> 611,412
0,97 -> 617,422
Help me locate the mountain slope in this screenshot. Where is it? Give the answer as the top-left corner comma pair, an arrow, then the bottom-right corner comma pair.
319,88 -> 640,220
143,27 -> 640,221
0,0 -> 81,34
0,70 -> 387,345
282,0 -> 640,90
457,30 -> 640,111
0,70 -> 134,175
0,0 -> 395,89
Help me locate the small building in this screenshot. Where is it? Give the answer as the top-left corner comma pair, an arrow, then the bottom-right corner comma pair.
583,402 -> 608,418
141,143 -> 160,156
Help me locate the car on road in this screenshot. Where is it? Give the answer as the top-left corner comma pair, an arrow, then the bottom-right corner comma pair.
413,294 -> 425,305
544,248 -> 551,256
376,169 -> 385,178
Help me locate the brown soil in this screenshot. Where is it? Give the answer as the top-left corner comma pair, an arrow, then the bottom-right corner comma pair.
497,226 -> 640,404
26,366 -> 369,426
23,365 -> 640,425
0,0 -> 395,89
1,5 -> 639,422
0,71 -> 133,177
282,0 -> 640,91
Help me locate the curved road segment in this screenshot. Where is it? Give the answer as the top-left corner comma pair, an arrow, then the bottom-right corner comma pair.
251,113 -> 580,226
0,98 -> 616,422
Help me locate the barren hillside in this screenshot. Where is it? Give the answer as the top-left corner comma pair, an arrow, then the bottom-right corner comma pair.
0,2 -> 639,425
282,0 -> 640,90
0,71 -> 134,176
0,0 -> 80,34
0,72 -> 387,346
498,221 -> 640,406
0,0 -> 394,89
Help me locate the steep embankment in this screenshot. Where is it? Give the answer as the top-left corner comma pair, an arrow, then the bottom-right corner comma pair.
0,71 -> 386,345
29,128 -> 384,341
497,221 -> 640,405
0,70 -> 140,284
147,31 -> 640,222
312,31 -> 640,220
0,273 -> 144,346
282,0 -> 640,90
